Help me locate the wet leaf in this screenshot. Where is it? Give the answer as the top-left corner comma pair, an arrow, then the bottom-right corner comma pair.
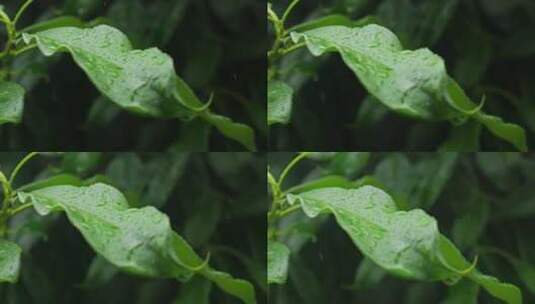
268,241 -> 290,284
268,81 -> 293,125
18,183 -> 256,304
0,82 -> 25,125
0,240 -> 22,283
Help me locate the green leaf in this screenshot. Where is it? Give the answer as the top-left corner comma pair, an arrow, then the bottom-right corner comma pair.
438,232 -> 522,304
295,186 -> 451,280
291,25 -> 454,120
20,16 -> 84,33
474,112 -> 527,152
469,272 -> 522,304
19,183 -> 256,304
444,77 -> 483,115
17,174 -> 82,192
173,76 -> 256,150
292,24 -> 527,150
0,81 -> 25,125
200,112 -> 256,151
443,78 -> 527,151
0,240 -> 22,283
268,81 -> 293,125
285,175 -> 355,194
268,241 -> 290,284
293,186 -> 522,304
22,25 -> 186,118
289,14 -> 356,32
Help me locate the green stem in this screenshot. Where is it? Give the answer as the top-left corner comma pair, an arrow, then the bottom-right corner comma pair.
9,203 -> 32,216
13,0 -> 34,27
281,0 -> 301,27
9,152 -> 39,185
279,42 -> 306,56
278,152 -> 309,190
10,43 -> 37,56
0,11 -> 14,60
0,171 -> 11,200
277,204 -> 301,218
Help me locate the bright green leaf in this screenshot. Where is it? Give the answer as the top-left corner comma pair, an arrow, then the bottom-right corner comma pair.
474,112 -> 527,152
291,25 -> 454,120
23,25 -> 186,118
293,186 -> 522,304
200,112 -> 256,151
19,183 -> 256,304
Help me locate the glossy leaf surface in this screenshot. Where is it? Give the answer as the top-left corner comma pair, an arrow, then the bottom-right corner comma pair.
268,81 -> 293,125
18,183 -> 256,304
291,25 -> 453,120
268,241 -> 290,284
23,25 -> 185,118
0,240 -> 22,283
290,24 -> 527,150
292,186 -> 522,304
0,82 -> 25,125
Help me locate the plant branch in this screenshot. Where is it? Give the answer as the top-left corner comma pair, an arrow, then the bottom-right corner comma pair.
278,152 -> 309,190
277,204 -> 301,218
9,152 -> 39,185
13,0 -> 34,27
10,43 -> 37,56
281,0 -> 301,27
9,203 -> 32,216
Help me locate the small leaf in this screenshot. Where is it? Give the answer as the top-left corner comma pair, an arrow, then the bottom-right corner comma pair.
173,76 -> 256,150
437,236 -> 522,304
20,16 -> 84,33
288,14 -> 356,32
268,81 -> 293,125
474,112 -> 527,152
200,112 -> 256,151
17,174 -> 82,192
285,175 -> 355,194
268,241 -> 290,284
444,77 -> 484,115
443,78 -> 527,151
0,81 -> 25,125
0,240 -> 22,283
